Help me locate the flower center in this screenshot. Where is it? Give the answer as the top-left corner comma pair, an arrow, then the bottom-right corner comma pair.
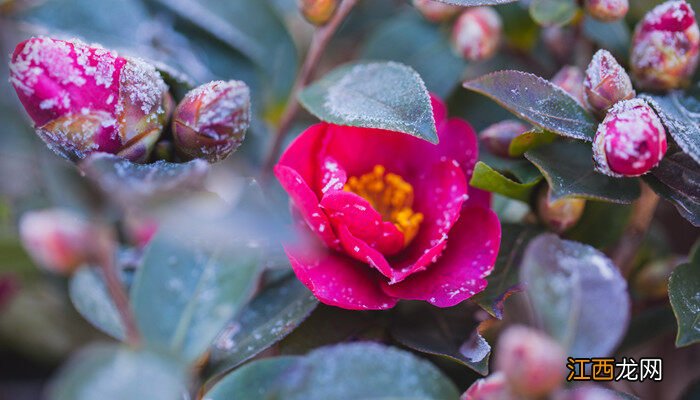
344,165 -> 424,246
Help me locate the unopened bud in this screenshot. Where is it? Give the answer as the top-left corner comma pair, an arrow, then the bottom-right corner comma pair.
9,37 -> 170,162
299,0 -> 337,26
19,209 -> 94,275
480,120 -> 529,158
585,0 -> 629,22
495,325 -> 566,397
633,256 -> 682,300
461,372 -> 516,400
631,0 -> 700,90
413,0 -> 461,23
173,80 -> 250,163
124,212 -> 158,248
537,186 -> 585,233
584,50 -> 635,114
452,7 -> 502,61
554,385 -> 621,400
552,66 -> 586,107
593,99 -> 667,177
542,26 -> 575,61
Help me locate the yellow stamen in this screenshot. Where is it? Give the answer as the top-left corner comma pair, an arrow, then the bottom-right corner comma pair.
344,165 -> 424,246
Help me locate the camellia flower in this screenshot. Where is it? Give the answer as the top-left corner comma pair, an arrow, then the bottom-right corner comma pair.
298,0 -> 337,26
275,95 -> 501,310
451,7 -> 502,62
9,37 -> 170,162
585,0 -> 628,22
413,0 -> 461,23
480,120 -> 529,158
172,80 -> 250,162
593,99 -> 668,177
584,49 -> 635,114
630,0 -> 700,90
551,66 -> 586,107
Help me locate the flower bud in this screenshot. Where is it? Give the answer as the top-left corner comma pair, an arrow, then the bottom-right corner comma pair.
19,209 -> 94,275
413,0 -> 461,23
542,26 -> 575,61
537,186 -> 586,233
630,0 -> 700,90
593,99 -> 668,177
173,80 -> 250,163
298,0 -> 337,26
584,50 -> 635,114
585,0 -> 629,22
554,385 -> 621,400
452,7 -> 502,61
9,37 -> 169,162
633,256 -> 682,300
480,120 -> 529,158
552,66 -> 586,107
495,325 -> 566,397
462,372 -> 517,400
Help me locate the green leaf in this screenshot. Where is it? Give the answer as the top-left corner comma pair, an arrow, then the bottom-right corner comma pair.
521,234 -> 630,358
480,145 -> 543,184
525,140 -> 641,203
205,343 -> 460,400
299,61 -> 438,143
47,344 -> 187,400
643,92 -> 700,165
69,267 -> 125,341
470,161 -> 541,202
565,201 -> 633,249
131,228 -> 260,364
530,0 -> 578,27
509,129 -> 557,157
361,12 -> 466,98
669,241 -> 700,347
473,224 -> 541,319
464,71 -> 597,141
206,274 -> 318,378
391,302 -> 490,375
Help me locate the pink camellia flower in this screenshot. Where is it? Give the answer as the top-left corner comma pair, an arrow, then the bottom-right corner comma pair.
630,0 -> 700,90
9,37 -> 170,162
585,0 -> 629,22
275,95 -> 501,310
593,99 -> 668,177
451,7 -> 502,62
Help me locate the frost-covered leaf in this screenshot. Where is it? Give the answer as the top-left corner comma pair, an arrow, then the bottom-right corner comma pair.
206,274 -> 318,378
473,224 -> 541,319
205,343 -> 460,400
131,226 -> 260,364
669,241 -> 700,347
470,161 -> 542,202
525,140 -> 641,203
509,129 -> 557,157
47,344 -> 187,400
645,150 -> 700,227
464,71 -> 597,141
520,234 -> 630,357
391,301 -> 490,375
299,61 -> 438,143
432,0 -> 517,4
80,153 -> 209,204
643,92 -> 700,165
69,267 -> 125,341
362,12 -> 466,98
530,0 -> 578,27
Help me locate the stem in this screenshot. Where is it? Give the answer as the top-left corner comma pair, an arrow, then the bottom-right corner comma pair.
612,183 -> 660,277
262,0 -> 359,173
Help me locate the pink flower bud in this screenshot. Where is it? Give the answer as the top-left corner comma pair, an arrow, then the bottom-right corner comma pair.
542,26 -> 575,61
630,0 -> 700,90
552,66 -> 586,107
9,37 -> 169,162
554,385 -> 621,400
537,186 -> 586,233
593,99 -> 668,177
19,209 -> 94,275
452,7 -> 502,61
298,0 -> 337,26
584,50 -> 635,114
173,80 -> 250,162
585,0 -> 629,22
413,0 -> 461,23
462,372 -> 517,400
495,325 -> 566,397
480,120 -> 529,158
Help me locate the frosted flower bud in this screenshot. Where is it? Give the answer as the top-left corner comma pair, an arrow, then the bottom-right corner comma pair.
461,372 -> 517,400
552,66 -> 586,107
585,0 -> 629,22
413,0 -> 461,23
480,120 -> 529,158
298,0 -> 337,26
593,99 -> 668,177
631,0 -> 700,90
451,7 -> 502,61
537,186 -> 586,233
495,325 -> 566,397
19,209 -> 94,275
173,80 -> 250,163
9,37 -> 169,162
584,50 -> 635,114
